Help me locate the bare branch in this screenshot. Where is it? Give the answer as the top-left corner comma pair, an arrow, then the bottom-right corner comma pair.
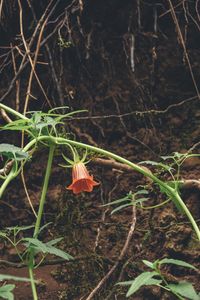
85,206 -> 137,300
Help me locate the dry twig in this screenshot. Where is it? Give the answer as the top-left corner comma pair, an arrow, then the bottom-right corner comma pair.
168,0 -> 200,100
85,205 -> 136,300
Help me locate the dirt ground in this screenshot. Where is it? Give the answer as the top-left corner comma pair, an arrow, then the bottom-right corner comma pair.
1,104 -> 200,299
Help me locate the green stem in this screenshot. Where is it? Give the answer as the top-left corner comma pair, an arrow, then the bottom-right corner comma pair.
141,198 -> 171,209
3,134 -> 199,241
0,103 -> 28,120
174,192 -> 200,241
156,268 -> 184,300
24,136 -> 172,189
33,144 -> 55,237
22,135 -> 200,241
61,139 -> 200,240
28,143 -> 55,300
0,162 -> 18,198
29,267 -> 38,300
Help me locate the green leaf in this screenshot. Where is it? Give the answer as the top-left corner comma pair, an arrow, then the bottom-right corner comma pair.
14,225 -> 35,235
102,194 -> 132,207
168,282 -> 199,300
4,225 -> 35,238
135,189 -> 149,195
116,280 -> 134,286
103,190 -> 149,208
111,203 -> 132,215
15,225 -> 35,232
24,238 -> 73,261
116,278 -> 162,287
24,238 -> 47,252
142,260 -> 154,269
139,161 -> 173,172
48,106 -> 69,113
0,292 -> 14,300
38,222 -> 52,234
34,117 -> 57,130
46,238 -> 63,247
1,292 -> 13,300
159,258 -> 197,270
139,160 -> 160,166
0,288 -> 15,300
134,197 -> 149,205
0,144 -> 29,161
0,285 -> 15,293
161,155 -> 174,160
2,119 -> 31,132
46,244 -> 73,261
0,231 -> 8,238
56,109 -> 88,121
0,284 -> 15,300
144,278 -> 162,286
173,152 -> 186,159
103,190 -> 149,213
118,271 -> 158,297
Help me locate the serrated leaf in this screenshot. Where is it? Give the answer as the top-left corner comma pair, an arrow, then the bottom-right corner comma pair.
0,284 -> 15,300
168,282 -> 199,300
0,284 -> 15,293
34,117 -> 57,130
24,238 -> 47,252
0,290 -> 14,300
2,119 -> 31,132
118,271 -> 158,297
159,258 -> 197,270
23,238 -> 73,261
0,144 -> 28,161
46,245 -> 73,261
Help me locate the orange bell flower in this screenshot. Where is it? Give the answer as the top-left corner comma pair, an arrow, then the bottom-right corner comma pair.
66,162 -> 99,194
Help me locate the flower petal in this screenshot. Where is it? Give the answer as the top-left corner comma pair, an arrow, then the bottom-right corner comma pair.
66,162 -> 99,194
